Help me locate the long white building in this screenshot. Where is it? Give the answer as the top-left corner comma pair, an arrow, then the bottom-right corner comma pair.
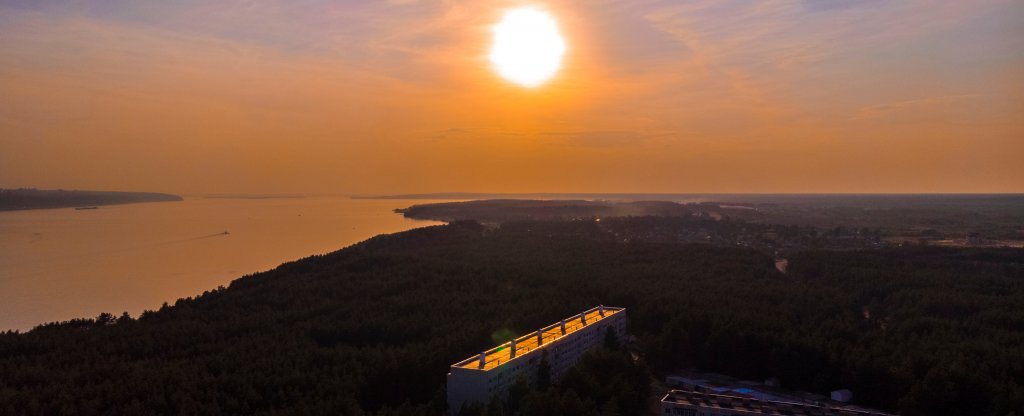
447,305 -> 627,412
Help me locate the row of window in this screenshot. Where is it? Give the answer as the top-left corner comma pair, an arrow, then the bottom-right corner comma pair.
484,320 -> 623,388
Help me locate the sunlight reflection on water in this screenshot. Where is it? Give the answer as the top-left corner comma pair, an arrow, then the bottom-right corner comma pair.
0,197 -> 444,331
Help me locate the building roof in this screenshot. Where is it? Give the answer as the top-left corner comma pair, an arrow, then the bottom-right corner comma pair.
662,389 -> 895,416
452,306 -> 624,371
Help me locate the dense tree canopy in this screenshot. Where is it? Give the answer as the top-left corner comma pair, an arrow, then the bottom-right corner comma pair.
1,219 -> 1022,415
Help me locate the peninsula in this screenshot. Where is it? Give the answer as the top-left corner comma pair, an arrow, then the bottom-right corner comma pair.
0,188 -> 183,211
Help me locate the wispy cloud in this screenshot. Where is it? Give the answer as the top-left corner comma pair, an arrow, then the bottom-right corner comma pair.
853,94 -> 990,120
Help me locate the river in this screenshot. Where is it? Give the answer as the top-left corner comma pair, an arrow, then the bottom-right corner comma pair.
0,197 -> 445,331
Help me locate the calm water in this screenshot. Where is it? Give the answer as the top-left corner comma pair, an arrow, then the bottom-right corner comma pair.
0,197 -> 444,331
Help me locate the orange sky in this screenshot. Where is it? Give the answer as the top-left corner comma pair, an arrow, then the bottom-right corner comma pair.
1,0 -> 1022,195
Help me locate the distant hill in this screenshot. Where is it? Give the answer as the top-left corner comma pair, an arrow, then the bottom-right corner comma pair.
396,199 -> 697,223
354,192 -> 711,200
398,197 -> 1024,242
0,188 -> 183,211
358,192 -> 1024,205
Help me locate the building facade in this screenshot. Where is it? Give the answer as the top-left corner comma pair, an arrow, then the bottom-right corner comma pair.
447,305 -> 626,412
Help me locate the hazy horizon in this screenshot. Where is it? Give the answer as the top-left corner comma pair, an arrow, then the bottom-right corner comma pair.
9,189 -> 1024,200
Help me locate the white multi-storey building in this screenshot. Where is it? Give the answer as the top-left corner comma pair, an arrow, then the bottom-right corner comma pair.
446,305 -> 627,412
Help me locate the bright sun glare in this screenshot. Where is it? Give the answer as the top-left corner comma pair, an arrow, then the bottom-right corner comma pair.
490,8 -> 566,88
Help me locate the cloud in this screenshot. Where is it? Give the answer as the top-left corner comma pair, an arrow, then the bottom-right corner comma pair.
428,126 -> 677,148
1,0 -> 1021,193
535,129 -> 678,147
853,94 -> 989,120
799,0 -> 879,14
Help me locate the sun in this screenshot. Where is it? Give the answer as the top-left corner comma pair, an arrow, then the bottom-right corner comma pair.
490,8 -> 566,88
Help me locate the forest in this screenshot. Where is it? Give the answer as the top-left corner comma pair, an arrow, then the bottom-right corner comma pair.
1,218 -> 1022,415
0,188 -> 183,211
400,195 -> 1024,242
396,199 -> 696,224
